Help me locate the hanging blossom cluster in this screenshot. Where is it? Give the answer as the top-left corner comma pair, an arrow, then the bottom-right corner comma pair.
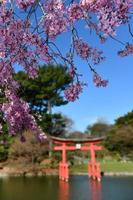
0,2 -> 51,140
0,0 -> 132,139
43,0 -> 68,38
74,39 -> 105,64
68,3 -> 84,22
16,0 -> 35,9
74,39 -> 91,59
81,0 -> 132,36
93,74 -> 108,87
2,90 -> 46,141
64,83 -> 84,102
118,44 -> 133,57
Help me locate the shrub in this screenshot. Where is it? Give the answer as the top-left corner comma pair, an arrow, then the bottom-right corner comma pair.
9,131 -> 49,164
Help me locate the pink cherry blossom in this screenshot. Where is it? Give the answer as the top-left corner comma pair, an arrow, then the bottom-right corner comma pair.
43,0 -> 68,38
64,82 -> 83,102
68,3 -> 84,22
93,74 -> 108,87
16,0 -> 35,9
74,39 -> 91,59
118,44 -> 133,57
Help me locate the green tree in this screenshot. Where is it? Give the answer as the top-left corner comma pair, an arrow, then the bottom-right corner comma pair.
15,65 -> 73,158
85,120 -> 111,137
115,111 -> 133,127
14,65 -> 73,136
104,110 -> 133,160
104,125 -> 133,160
68,131 -> 86,138
15,64 -> 72,115
40,113 -> 73,137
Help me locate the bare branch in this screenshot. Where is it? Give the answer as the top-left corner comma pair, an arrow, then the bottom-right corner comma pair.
128,23 -> 133,38
110,35 -> 125,46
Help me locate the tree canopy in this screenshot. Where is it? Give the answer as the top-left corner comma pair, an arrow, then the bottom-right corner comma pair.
84,112 -> 133,160
104,125 -> 133,159
40,113 -> 73,137
15,64 -> 72,115
104,111 -> 133,159
85,120 -> 111,137
115,111 -> 133,127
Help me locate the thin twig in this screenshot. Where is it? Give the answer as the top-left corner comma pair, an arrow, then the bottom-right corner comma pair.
110,35 -> 125,46
128,23 -> 133,38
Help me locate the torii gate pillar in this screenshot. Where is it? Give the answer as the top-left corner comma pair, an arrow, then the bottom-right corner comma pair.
59,143 -> 69,182
88,143 -> 101,181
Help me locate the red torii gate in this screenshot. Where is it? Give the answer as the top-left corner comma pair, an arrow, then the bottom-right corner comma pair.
51,136 -> 104,182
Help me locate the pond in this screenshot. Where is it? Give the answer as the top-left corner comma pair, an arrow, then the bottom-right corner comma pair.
0,175 -> 133,200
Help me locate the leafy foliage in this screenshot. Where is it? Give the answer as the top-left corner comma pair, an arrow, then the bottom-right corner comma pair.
104,125 -> 133,159
85,121 -> 111,137
15,65 -> 73,137
39,113 -> 73,136
115,111 -> 133,127
15,65 -> 72,115
104,111 -> 133,160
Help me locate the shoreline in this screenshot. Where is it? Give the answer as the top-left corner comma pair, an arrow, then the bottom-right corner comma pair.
1,171 -> 133,178
70,172 -> 133,176
1,163 -> 133,178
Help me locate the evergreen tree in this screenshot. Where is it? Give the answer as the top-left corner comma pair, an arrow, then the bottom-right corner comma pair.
14,65 -> 72,137
15,64 -> 72,115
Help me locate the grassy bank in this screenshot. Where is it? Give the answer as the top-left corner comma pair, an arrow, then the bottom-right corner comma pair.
70,161 -> 133,173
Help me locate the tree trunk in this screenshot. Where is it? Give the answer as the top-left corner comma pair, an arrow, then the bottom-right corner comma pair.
48,100 -> 53,158
48,100 -> 52,115
49,139 -> 53,158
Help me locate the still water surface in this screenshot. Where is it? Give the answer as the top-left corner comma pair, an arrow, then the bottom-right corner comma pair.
0,175 -> 133,200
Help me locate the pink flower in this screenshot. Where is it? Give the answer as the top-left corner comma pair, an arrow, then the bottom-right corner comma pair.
74,39 -> 104,64
0,123 -> 3,134
118,44 -> 133,57
43,0 -> 68,38
44,13 -> 68,38
16,0 -> 35,9
93,74 -> 108,87
68,3 -> 84,22
64,82 -> 83,102
69,66 -> 76,78
74,39 -> 91,59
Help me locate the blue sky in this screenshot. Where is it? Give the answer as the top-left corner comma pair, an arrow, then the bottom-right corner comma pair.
53,22 -> 133,132
14,18 -> 133,132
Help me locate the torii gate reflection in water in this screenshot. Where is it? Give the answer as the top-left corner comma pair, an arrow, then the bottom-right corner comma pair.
51,136 -> 104,182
